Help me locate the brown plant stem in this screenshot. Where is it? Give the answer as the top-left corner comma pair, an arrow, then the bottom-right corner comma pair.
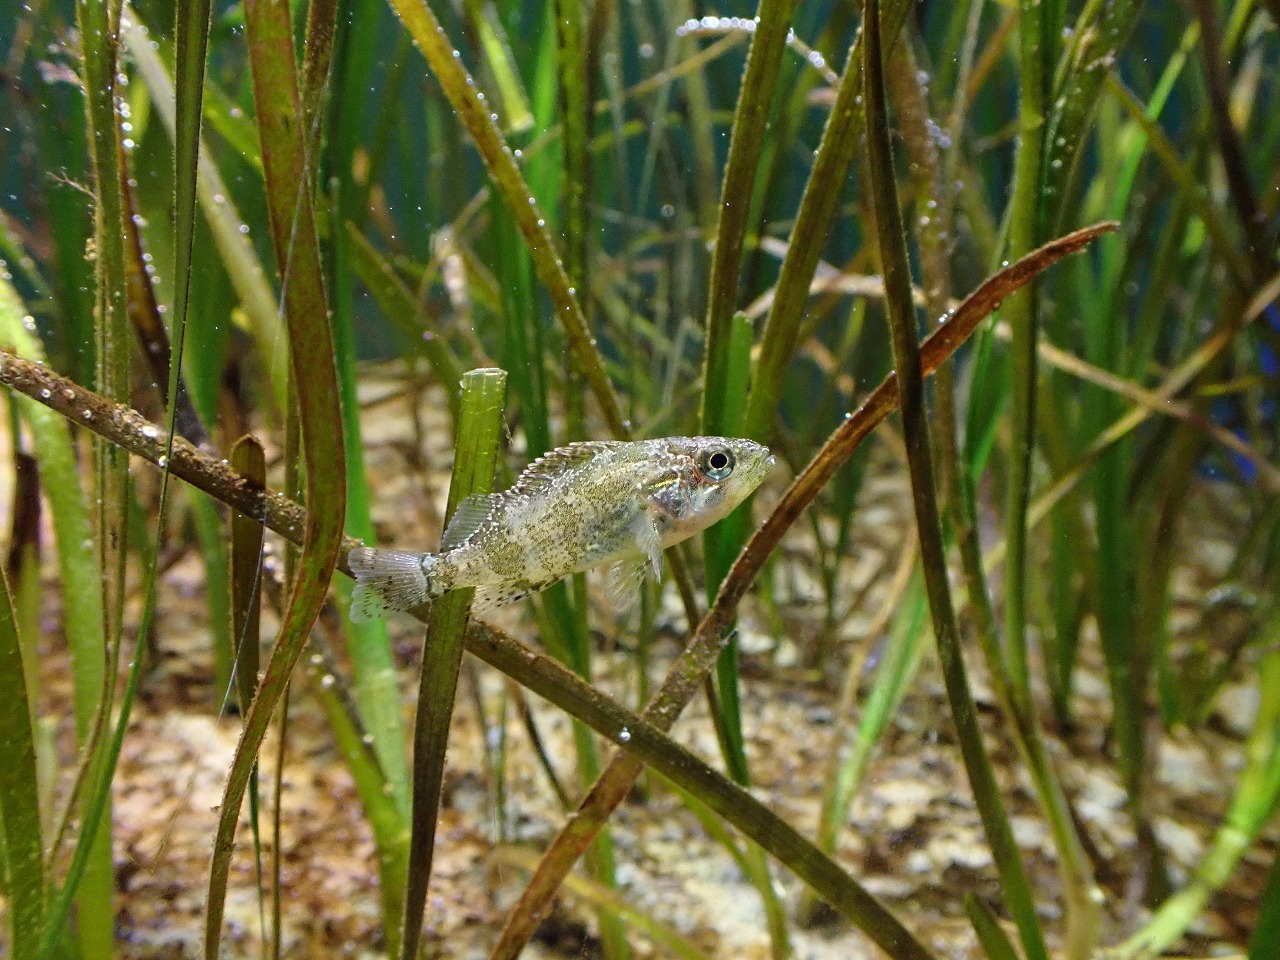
486,223 -> 1115,958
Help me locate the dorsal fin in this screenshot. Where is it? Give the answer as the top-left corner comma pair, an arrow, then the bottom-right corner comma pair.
440,493 -> 501,550
509,441 -> 622,498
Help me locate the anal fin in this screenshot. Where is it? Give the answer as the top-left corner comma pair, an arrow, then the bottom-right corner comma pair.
472,577 -> 558,615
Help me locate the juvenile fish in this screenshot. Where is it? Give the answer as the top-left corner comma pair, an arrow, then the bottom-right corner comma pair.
348,436 -> 773,622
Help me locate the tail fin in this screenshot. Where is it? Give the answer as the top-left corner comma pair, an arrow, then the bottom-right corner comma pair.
348,547 -> 438,623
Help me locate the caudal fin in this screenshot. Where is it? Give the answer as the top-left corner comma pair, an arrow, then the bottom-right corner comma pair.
348,547 -> 437,622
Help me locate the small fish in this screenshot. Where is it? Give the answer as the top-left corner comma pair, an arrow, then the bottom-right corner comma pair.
348,436 -> 774,622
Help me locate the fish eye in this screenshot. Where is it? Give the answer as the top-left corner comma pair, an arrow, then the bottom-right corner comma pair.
697,446 -> 735,482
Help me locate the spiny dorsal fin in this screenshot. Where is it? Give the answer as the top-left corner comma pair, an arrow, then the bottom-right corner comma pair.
440,493 -> 501,550
509,441 -> 623,498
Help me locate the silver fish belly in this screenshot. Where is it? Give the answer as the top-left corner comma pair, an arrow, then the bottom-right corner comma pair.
348,436 -> 774,622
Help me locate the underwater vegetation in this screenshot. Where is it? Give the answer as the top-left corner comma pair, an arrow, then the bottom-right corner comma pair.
0,0 -> 1278,957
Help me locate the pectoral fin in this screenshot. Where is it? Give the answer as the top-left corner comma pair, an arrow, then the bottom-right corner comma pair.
606,507 -> 665,609
606,558 -> 649,609
635,509 -> 663,581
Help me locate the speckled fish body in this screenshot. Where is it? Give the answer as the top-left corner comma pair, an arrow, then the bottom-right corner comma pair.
348,437 -> 774,622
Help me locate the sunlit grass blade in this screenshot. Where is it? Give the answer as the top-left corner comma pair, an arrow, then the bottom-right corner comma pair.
204,0 -> 347,954
464,1 -> 533,133
0,274 -> 109,955
703,310 -> 753,775
78,0 -> 132,949
400,367 -> 506,960
299,618 -> 411,957
523,1 -> 562,236
553,0 -> 590,297
1117,636 -> 1280,959
0,561 -> 43,959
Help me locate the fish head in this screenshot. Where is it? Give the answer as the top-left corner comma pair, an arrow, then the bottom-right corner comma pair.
650,437 -> 775,541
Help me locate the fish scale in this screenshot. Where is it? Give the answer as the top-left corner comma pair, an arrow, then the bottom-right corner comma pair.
348,436 -> 774,623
